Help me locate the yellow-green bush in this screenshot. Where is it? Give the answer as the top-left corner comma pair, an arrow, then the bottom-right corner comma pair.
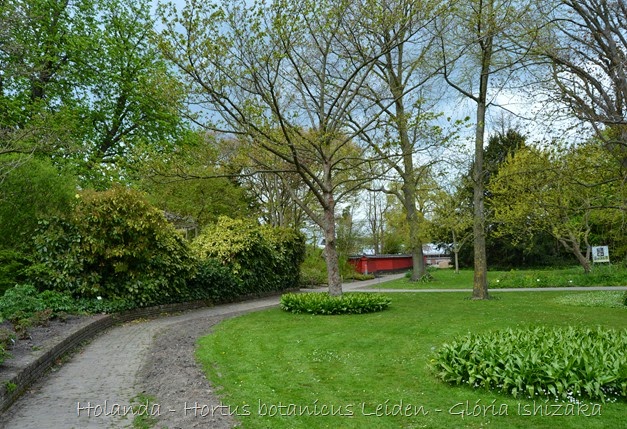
27,186 -> 195,305
191,217 -> 305,299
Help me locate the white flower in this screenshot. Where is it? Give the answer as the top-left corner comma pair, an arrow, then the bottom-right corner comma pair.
97,296 -> 102,300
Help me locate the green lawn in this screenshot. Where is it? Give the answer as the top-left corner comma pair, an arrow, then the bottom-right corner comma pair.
368,265 -> 627,290
196,292 -> 626,429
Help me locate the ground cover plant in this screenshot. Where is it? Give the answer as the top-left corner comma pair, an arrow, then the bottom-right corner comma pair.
369,265 -> 627,290
430,326 -> 627,402
552,291 -> 626,309
196,292 -> 626,429
280,292 -> 391,315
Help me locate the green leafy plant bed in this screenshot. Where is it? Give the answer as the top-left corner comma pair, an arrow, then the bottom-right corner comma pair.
430,326 -> 627,402
280,292 -> 391,315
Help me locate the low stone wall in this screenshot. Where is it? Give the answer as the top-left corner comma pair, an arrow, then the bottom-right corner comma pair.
0,300 -> 210,414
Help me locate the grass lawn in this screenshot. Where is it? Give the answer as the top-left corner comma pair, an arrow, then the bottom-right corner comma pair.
367,265 -> 627,290
196,291 -> 626,429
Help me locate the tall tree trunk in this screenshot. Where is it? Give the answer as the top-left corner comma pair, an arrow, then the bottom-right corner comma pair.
471,42 -> 493,299
388,59 -> 427,280
404,182 -> 426,281
472,99 -> 489,299
470,3 -> 493,300
323,191 -> 342,296
452,229 -> 460,274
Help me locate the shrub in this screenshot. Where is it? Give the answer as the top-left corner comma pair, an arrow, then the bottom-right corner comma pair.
185,258 -> 242,303
0,249 -> 28,295
28,186 -> 196,306
0,284 -> 76,322
404,269 -> 435,283
0,157 -> 76,250
259,225 -> 306,289
623,290 -> 627,306
430,326 -> 627,402
299,247 -> 328,287
280,292 -> 391,315
0,284 -> 43,322
0,284 -> 78,328
192,217 -> 305,298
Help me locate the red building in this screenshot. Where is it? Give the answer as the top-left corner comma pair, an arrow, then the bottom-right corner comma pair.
348,246 -> 450,275
348,254 -> 414,275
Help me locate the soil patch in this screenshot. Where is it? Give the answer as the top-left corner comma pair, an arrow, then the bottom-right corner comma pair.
0,314 -> 100,384
136,313 -> 245,428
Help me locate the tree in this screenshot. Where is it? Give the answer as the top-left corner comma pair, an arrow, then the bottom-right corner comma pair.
537,0 -> 627,169
364,185 -> 392,254
481,129 -> 532,267
72,0 -> 188,186
0,0 -> 92,179
345,0 -> 451,280
158,0 -> 396,295
430,185 -> 473,273
490,142 -> 623,272
381,199 -> 411,254
235,142 -> 312,229
140,132 -> 255,227
436,0 -> 538,298
0,0 -> 188,187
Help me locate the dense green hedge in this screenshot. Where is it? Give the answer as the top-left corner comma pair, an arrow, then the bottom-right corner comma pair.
280,292 -> 392,315
185,258 -> 243,303
0,158 -> 76,251
2,199 -> 304,319
27,186 -> 196,306
430,326 -> 627,402
191,217 -> 305,301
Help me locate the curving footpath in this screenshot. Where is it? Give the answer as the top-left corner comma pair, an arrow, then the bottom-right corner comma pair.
0,298 -> 281,429
0,274 -> 625,428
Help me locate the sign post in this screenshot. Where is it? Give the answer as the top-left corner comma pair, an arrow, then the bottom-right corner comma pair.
591,246 -> 610,264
